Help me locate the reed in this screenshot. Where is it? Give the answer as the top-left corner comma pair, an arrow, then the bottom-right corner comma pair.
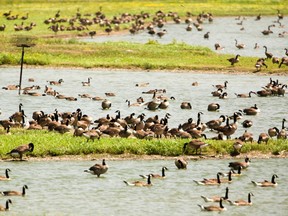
0,129 -> 286,159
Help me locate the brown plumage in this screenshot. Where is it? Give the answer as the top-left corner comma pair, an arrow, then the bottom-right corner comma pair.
175,157 -> 188,169
251,174 -> 278,187
0,199 -> 12,211
124,174 -> 153,187
0,169 -> 11,181
183,139 -> 209,155
228,192 -> 254,206
228,54 -> 240,65
140,166 -> 168,179
198,197 -> 227,211
229,157 -> 250,170
84,159 -> 108,177
7,143 -> 34,160
1,185 -> 28,196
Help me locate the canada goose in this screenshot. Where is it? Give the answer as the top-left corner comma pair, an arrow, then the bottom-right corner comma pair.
0,169 -> 11,181
254,43 -> 260,49
47,79 -> 64,85
82,77 -> 92,86
207,103 -> 220,111
1,185 -> 28,196
277,9 -> 283,20
175,157 -> 188,169
277,84 -> 287,96
255,14 -> 261,21
257,132 -> 269,144
145,99 -> 160,111
201,187 -> 229,202
186,24 -> 192,31
228,192 -> 254,206
135,82 -> 149,87
156,29 -> 167,38
216,114 -> 238,139
268,127 -> 279,138
214,43 -> 224,50
180,102 -> 192,109
193,172 -> 223,185
279,57 -> 288,68
158,99 -> 169,109
219,92 -> 228,99
124,174 -> 153,187
239,130 -> 253,142
101,99 -> 112,109
263,46 -> 273,59
261,24 -> 275,35
198,197 -> 226,211
211,88 -> 223,97
228,157 -> 250,170
7,143 -> 34,161
255,58 -> 268,71
206,115 -> 226,131
3,10 -> 11,17
0,199 -> 12,211
213,81 -> 228,89
251,174 -> 278,187
2,84 -> 20,90
105,92 -> 115,96
243,104 -> 260,115
140,166 -> 168,179
235,39 -> 245,49
183,139 -> 209,155
84,159 -> 108,177
89,31 -> 96,38
204,31 -> 210,39
0,24 -> 6,31
227,166 -> 242,177
228,54 -> 240,65
235,91 -> 256,98
126,100 -> 142,107
242,119 -> 253,128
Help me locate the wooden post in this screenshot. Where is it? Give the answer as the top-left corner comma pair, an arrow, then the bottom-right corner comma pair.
18,46 -> 25,95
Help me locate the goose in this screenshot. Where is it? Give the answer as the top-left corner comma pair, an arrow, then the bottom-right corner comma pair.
183,139 -> 209,155
263,46 -> 273,59
124,174 -> 152,187
255,58 -> 268,71
207,103 -> 220,111
0,24 -> 6,31
235,39 -> 245,49
239,130 -> 253,142
2,84 -> 20,90
140,166 -> 168,179
156,29 -> 167,38
268,127 -> 279,138
232,139 -> 244,153
101,99 -> 112,109
84,159 -> 108,177
211,88 -> 223,97
145,100 -> 160,111
7,143 -> 34,161
242,119 -> 253,128
105,92 -> 115,96
261,24 -> 275,35
186,24 -> 192,31
227,166 -> 242,177
206,115 -> 226,131
277,9 -> 283,20
180,102 -> 192,109
193,172 -> 223,185
251,174 -> 278,187
135,82 -> 149,87
235,91 -> 256,98
175,157 -> 188,169
228,192 -> 254,206
204,31 -> 210,39
219,92 -> 228,99
277,84 -> 287,96
82,77 -> 92,86
243,104 -> 260,115
0,199 -> 12,211
255,14 -> 261,21
158,99 -> 169,109
126,100 -> 142,107
254,43 -> 260,49
213,81 -> 228,89
1,185 -> 28,196
228,54 -> 240,65
257,132 -> 269,144
201,187 -> 229,202
198,197 -> 227,211
279,57 -> 288,68
0,169 -> 11,181
47,78 -> 64,85
229,157 -> 250,170
214,43 -> 224,50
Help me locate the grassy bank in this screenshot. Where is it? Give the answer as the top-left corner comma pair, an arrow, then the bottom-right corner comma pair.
0,1 -> 287,73
0,129 -> 287,160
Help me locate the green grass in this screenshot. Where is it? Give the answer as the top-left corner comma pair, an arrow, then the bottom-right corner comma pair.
1,129 -> 287,159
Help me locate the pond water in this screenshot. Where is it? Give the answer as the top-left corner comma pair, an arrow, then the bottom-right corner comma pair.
0,68 -> 287,139
1,158 -> 287,215
81,16 -> 288,58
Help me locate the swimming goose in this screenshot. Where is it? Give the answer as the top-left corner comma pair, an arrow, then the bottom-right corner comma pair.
204,31 -> 210,39
235,39 -> 245,49
201,187 -> 229,202
82,77 -> 92,86
214,43 -> 224,50
207,103 -> 220,111
175,157 -> 188,169
101,99 -> 112,109
252,174 -> 278,187
235,91 -> 256,98
140,166 -> 168,179
47,78 -> 64,85
0,169 -> 11,181
242,119 -> 253,128
180,102 -> 192,109
198,197 -> 226,211
213,81 -> 228,89
183,139 -> 209,155
0,199 -> 12,211
124,174 -> 152,187
2,84 -> 20,90
227,54 -> 240,65
243,104 -> 260,115
1,185 -> 28,196
193,172 -> 223,185
228,192 -> 254,206
211,88 -> 223,97
84,159 -> 108,177
229,157 -> 250,170
135,82 -> 149,87
7,143 -> 34,161
261,24 -> 275,35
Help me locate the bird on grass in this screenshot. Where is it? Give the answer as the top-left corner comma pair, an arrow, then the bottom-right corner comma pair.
6,143 -> 34,161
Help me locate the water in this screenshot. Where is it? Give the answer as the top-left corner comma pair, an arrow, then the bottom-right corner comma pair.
81,16 -> 288,58
0,68 -> 287,139
0,158 -> 287,215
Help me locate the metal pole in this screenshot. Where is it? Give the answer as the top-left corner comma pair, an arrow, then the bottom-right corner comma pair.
18,46 -> 25,95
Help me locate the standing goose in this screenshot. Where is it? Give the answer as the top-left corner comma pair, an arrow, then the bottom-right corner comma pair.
229,157 -> 251,170
198,197 -> 227,211
235,39 -> 245,49
201,187 -> 229,202
0,169 -> 11,181
175,157 -> 188,169
1,185 -> 28,196
228,192 -> 254,206
183,139 -> 209,155
263,45 -> 273,59
7,143 -> 34,161
82,77 -> 92,86
257,132 -> 269,144
84,159 -> 108,177
124,174 -> 152,187
0,199 -> 12,211
140,166 -> 168,179
251,174 -> 278,187
227,54 -> 240,65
